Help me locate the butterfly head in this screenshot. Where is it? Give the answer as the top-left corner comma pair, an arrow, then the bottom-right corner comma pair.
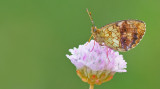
91,26 -> 98,33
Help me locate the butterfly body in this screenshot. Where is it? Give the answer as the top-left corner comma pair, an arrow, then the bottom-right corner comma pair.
92,20 -> 146,52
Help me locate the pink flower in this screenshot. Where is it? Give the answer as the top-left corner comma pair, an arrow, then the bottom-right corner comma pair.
66,40 -> 127,86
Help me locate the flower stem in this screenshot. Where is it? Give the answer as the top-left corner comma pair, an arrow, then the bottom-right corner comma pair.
89,84 -> 94,89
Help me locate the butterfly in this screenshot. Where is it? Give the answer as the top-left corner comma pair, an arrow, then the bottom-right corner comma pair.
86,9 -> 146,52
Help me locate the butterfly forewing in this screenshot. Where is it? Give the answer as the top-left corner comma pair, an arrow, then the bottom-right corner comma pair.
93,20 -> 146,52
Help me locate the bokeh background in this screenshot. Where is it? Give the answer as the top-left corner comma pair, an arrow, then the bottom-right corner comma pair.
0,0 -> 159,89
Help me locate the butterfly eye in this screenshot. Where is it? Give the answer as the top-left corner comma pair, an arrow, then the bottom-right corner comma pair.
91,27 -> 97,33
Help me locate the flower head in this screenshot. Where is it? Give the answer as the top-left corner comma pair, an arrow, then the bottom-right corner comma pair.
66,40 -> 127,85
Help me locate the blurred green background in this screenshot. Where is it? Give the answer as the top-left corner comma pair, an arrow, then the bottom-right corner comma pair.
0,0 -> 159,89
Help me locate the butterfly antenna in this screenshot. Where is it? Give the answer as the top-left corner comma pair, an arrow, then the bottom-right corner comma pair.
86,9 -> 96,46
86,8 -> 95,27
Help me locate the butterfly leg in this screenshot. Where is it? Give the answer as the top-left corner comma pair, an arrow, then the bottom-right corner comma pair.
85,34 -> 93,46
106,47 -> 110,62
90,40 -> 95,52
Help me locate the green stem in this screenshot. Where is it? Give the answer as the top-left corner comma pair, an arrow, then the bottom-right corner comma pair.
89,84 -> 94,89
